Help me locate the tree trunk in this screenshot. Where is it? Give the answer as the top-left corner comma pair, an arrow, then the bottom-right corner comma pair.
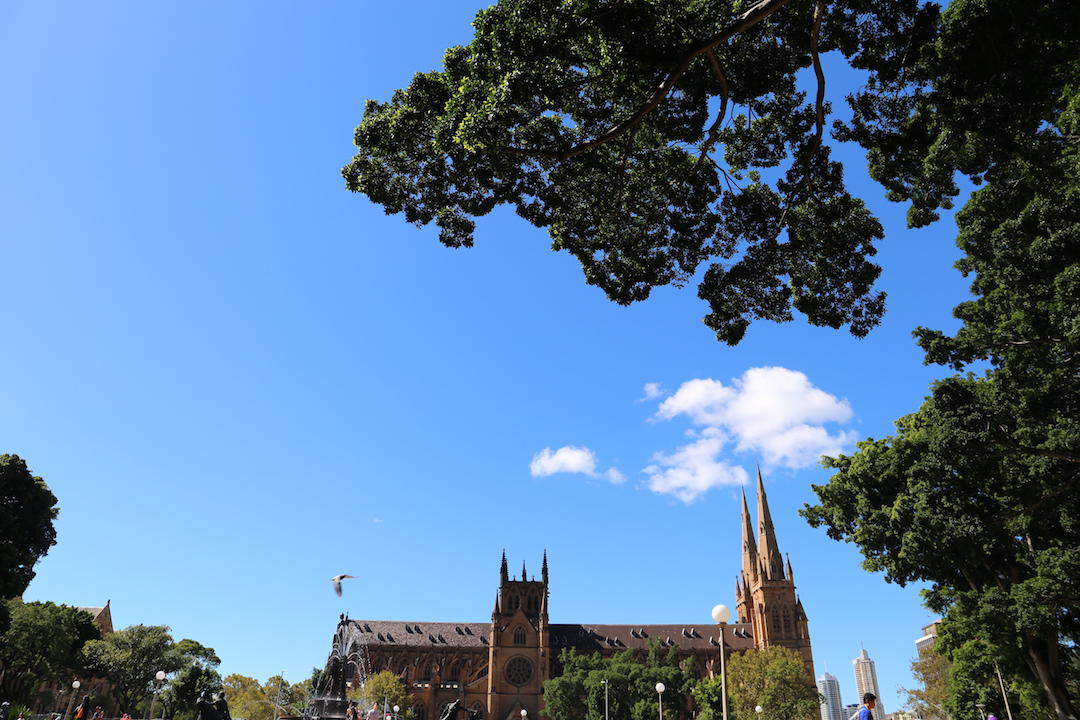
1023,635 -> 1078,720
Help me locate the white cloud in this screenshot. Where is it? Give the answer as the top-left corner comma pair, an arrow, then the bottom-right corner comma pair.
530,445 -> 625,484
654,367 -> 854,470
640,382 -> 664,401
643,428 -> 749,503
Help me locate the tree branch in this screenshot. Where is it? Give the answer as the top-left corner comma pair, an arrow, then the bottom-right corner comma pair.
500,0 -> 793,161
698,48 -> 731,164
808,0 -> 826,159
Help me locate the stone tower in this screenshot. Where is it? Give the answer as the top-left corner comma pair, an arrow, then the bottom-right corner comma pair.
735,469 -> 814,674
487,551 -> 550,720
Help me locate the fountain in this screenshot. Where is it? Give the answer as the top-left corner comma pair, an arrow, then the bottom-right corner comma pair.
304,615 -> 372,720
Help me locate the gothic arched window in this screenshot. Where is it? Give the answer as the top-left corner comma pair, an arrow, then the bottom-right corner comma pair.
782,607 -> 792,633
514,625 -> 526,645
413,705 -> 426,720
771,607 -> 781,633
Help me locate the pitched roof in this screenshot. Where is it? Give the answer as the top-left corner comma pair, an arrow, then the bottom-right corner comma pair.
347,620 -> 490,648
346,619 -> 755,653
550,623 -> 756,652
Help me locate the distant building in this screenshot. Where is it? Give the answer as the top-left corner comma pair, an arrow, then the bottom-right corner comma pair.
915,621 -> 941,655
843,703 -> 861,720
853,649 -> 884,719
818,672 -> 844,720
77,599 -> 115,635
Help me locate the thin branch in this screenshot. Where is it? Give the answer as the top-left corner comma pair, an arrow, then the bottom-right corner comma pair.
500,0 -> 793,161
809,0 -> 826,157
804,0 -> 826,192
697,48 -> 730,164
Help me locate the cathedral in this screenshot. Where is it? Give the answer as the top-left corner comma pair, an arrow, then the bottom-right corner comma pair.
322,472 -> 812,720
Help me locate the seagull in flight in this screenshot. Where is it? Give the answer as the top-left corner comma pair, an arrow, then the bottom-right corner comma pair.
330,574 -> 356,597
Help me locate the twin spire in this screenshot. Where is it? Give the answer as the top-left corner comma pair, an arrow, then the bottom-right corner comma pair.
740,467 -> 787,583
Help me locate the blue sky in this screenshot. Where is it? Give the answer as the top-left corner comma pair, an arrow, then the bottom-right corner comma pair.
3,1 -> 972,713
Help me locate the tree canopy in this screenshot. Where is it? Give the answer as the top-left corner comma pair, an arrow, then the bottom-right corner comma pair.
0,599 -> 101,705
543,643 -> 697,720
718,646 -> 818,720
344,0 -> 1076,344
802,77 -> 1080,720
82,625 -> 186,713
0,454 -> 59,633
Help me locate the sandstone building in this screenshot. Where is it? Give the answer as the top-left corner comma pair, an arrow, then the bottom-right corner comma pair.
322,473 -> 813,720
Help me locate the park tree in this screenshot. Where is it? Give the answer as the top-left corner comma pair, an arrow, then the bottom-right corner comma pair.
343,0 -> 1076,345
82,625 -> 184,714
802,82 -> 1080,720
0,454 -> 59,634
359,670 -> 415,717
159,640 -> 223,720
700,647 -> 817,720
543,643 -> 697,720
222,674 -> 273,720
901,645 -> 950,720
0,599 -> 100,704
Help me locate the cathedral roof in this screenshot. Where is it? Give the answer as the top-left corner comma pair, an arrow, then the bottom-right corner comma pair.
549,623 -> 756,652
346,620 -> 490,648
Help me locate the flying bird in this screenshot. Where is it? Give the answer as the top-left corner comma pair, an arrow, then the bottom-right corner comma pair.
330,574 -> 356,597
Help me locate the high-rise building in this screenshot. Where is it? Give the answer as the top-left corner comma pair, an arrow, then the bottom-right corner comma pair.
853,649 -> 884,719
818,672 -> 844,720
915,620 -> 941,655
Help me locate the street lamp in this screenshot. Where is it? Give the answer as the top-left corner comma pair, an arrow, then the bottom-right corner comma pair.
521,710 -> 528,720
656,682 -> 666,720
756,707 -> 763,716
149,670 -> 166,719
394,706 -> 400,720
601,679 -> 609,720
67,681 -> 82,720
711,604 -> 732,720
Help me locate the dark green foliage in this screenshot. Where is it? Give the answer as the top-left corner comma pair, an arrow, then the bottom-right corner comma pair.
803,68 -> 1080,720
543,643 -> 697,720
0,599 -> 101,704
0,454 -> 59,632
344,0 -> 1076,344
160,640 -> 223,720
82,625 -> 185,714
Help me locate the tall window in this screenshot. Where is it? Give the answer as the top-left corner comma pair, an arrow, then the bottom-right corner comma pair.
771,607 -> 781,633
782,607 -> 792,633
514,625 -> 526,645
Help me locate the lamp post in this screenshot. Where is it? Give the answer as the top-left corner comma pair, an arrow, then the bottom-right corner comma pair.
601,679 -> 609,720
521,710 -> 528,720
756,707 -> 763,716
656,682 -> 665,720
149,670 -> 166,720
394,706 -> 401,720
66,681 -> 81,720
711,604 -> 732,720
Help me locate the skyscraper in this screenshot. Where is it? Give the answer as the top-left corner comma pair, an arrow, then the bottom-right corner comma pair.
818,672 -> 844,720
853,649 -> 885,719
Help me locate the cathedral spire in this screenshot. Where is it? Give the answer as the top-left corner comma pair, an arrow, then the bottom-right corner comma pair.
740,487 -> 758,582
542,550 -> 549,585
500,550 -> 509,584
522,560 -> 528,581
756,468 -> 784,580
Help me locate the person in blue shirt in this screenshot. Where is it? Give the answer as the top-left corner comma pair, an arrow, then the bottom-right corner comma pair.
858,693 -> 878,720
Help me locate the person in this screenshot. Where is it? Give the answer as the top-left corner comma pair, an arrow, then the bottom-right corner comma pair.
92,706 -> 104,720
75,695 -> 92,720
346,704 -> 356,720
858,693 -> 878,720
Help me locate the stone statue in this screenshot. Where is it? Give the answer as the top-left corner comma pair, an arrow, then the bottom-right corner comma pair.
213,693 -> 232,720
196,691 -> 223,720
